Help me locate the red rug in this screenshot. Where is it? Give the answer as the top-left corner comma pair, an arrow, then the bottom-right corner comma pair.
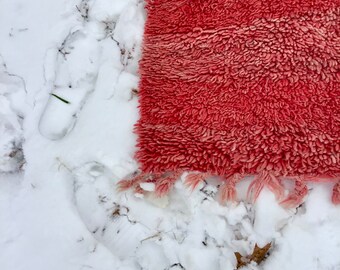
119,0 -> 340,207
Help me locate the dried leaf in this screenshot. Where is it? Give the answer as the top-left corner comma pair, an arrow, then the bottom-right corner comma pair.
235,252 -> 247,268
235,242 -> 272,269
252,243 -> 272,264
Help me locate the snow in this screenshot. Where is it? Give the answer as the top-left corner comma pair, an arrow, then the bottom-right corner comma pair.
0,0 -> 340,270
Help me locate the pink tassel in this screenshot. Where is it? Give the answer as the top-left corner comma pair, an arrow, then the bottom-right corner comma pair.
220,182 -> 237,202
155,171 -> 182,197
247,172 -> 265,202
280,178 -> 308,208
247,171 -> 285,202
220,173 -> 242,202
332,182 -> 340,205
134,185 -> 145,195
185,172 -> 209,190
266,173 -> 285,200
118,171 -> 182,197
117,171 -> 160,193
117,172 -> 148,192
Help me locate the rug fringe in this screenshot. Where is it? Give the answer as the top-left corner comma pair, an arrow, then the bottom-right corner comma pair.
280,177 -> 308,208
184,172 -> 210,190
247,171 -> 285,202
332,182 -> 340,205
220,173 -> 242,202
117,171 -> 182,197
116,172 -> 149,192
117,171 -> 339,207
154,171 -> 182,197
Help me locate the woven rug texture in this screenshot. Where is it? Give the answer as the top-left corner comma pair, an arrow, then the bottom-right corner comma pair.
119,0 -> 340,206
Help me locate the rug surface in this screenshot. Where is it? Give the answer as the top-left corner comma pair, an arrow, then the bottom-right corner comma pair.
124,0 -> 340,205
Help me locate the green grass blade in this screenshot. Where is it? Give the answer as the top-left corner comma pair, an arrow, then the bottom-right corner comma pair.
51,93 -> 70,104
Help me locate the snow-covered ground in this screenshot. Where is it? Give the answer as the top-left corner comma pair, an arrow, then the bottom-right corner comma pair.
0,1 -> 339,269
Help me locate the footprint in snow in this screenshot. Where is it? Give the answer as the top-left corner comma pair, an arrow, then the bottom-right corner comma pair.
72,162 -> 151,260
39,29 -> 100,140
0,57 -> 27,173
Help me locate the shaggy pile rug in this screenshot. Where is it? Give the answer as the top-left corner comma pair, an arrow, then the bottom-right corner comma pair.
119,0 -> 340,207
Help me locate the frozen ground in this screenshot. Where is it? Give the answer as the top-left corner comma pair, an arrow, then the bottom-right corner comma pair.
0,0 -> 339,269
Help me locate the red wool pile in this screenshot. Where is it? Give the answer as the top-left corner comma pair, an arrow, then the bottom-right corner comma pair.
119,0 -> 340,207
